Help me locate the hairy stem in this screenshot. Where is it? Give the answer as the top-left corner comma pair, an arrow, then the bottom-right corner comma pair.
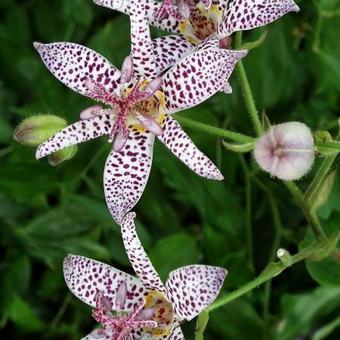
235,32 -> 263,137
174,115 -> 254,143
285,181 -> 326,241
206,237 -> 333,313
239,155 -> 254,272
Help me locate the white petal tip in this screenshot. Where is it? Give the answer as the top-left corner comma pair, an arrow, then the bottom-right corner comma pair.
33,42 -> 43,51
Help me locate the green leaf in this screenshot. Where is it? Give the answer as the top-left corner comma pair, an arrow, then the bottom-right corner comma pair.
195,310 -> 209,340
277,286 -> 340,340
240,30 -> 268,50
312,170 -> 337,211
208,299 -> 263,339
149,233 -> 199,281
9,295 -> 44,332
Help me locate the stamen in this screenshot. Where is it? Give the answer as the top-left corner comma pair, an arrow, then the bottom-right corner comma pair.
112,129 -> 129,152
141,77 -> 163,99
138,307 -> 155,321
120,56 -> 134,85
79,105 -> 103,120
115,281 -> 127,310
178,0 -> 190,19
135,113 -> 163,136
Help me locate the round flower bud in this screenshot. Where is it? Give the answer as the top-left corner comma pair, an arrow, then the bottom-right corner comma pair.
254,122 -> 315,181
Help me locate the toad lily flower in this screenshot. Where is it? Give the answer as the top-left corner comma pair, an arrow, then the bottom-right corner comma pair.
64,212 -> 227,339
94,0 -> 299,73
34,0 -> 245,224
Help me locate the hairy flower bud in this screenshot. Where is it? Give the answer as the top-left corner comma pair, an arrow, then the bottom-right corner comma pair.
254,122 -> 315,181
14,115 -> 67,146
47,145 -> 78,166
14,114 -> 77,165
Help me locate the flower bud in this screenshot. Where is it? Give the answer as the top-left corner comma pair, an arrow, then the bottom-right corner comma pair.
47,145 -> 78,166
254,122 -> 315,181
13,115 -> 66,146
14,114 -> 77,165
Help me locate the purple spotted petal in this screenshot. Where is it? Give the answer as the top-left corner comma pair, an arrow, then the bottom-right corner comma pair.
81,328 -> 113,340
219,0 -> 300,37
121,212 -> 165,292
162,35 -> 247,114
104,130 -> 154,224
165,265 -> 227,321
153,35 -> 194,73
129,0 -> 156,79
220,81 -> 233,94
34,42 -> 121,100
169,322 -> 185,340
93,0 -> 181,33
157,115 -> 223,180
63,254 -> 146,312
35,111 -> 114,159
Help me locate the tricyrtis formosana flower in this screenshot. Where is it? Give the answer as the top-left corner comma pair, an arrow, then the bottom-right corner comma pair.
94,0 -> 299,74
64,213 -> 227,340
34,0 -> 245,224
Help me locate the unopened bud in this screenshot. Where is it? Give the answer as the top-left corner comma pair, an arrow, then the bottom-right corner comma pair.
48,145 -> 77,166
14,115 -> 66,146
14,114 -> 78,165
254,122 -> 315,181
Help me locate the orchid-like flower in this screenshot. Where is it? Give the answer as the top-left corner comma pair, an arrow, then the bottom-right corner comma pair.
94,0 -> 299,74
64,212 -> 227,339
34,0 -> 245,224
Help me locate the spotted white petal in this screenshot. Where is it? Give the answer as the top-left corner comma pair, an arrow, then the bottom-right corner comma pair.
153,35 -> 193,73
162,35 -> 247,114
129,0 -> 156,79
220,81 -> 233,94
104,130 -> 154,224
219,0 -> 300,37
169,322 -> 185,340
93,0 -> 181,33
34,42 -> 121,100
81,328 -> 114,340
121,212 -> 165,292
165,265 -> 227,321
35,111 -> 114,159
63,254 -> 146,312
157,115 -> 223,180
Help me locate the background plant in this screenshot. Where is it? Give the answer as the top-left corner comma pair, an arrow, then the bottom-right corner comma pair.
0,0 -> 340,339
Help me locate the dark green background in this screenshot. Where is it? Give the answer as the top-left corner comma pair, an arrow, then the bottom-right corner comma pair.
0,0 -> 340,339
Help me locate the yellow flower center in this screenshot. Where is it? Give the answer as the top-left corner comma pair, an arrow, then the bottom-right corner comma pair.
143,290 -> 174,337
179,4 -> 222,45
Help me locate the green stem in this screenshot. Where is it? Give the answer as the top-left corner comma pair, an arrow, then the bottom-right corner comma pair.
206,238 -> 332,313
316,140 -> 340,151
263,194 -> 283,338
239,155 -> 254,272
235,32 -> 263,137
0,145 -> 13,158
306,129 -> 340,205
312,0 -> 323,52
285,181 -> 326,241
174,115 -> 254,143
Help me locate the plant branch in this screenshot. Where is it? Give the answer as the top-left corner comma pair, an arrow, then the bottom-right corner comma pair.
285,181 -> 326,241
174,115 -> 254,143
206,236 -> 337,313
235,32 -> 263,137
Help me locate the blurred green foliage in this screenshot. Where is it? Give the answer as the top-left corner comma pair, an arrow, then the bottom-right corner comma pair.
0,0 -> 340,339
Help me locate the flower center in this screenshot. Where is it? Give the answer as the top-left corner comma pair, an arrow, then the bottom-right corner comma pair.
84,69 -> 166,151
92,289 -> 174,340
179,3 -> 222,45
